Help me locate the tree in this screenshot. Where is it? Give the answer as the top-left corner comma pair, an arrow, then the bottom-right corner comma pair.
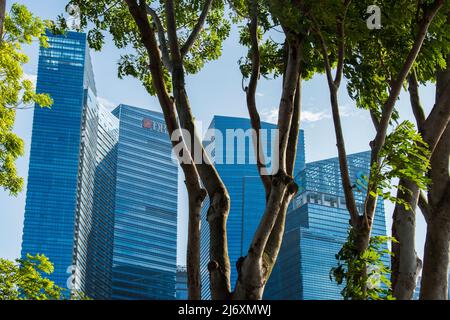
0,2 -> 53,195
0,254 -> 63,300
417,48 -> 450,299
65,0 -> 230,300
65,0 -> 310,300
304,0 -> 447,299
392,21 -> 450,298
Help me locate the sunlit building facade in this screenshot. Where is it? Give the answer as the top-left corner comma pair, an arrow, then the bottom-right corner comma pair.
21,32 -> 178,300
110,105 -> 178,300
21,31 -> 118,299
176,266 -> 188,300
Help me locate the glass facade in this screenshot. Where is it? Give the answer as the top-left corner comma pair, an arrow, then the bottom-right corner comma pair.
21,31 -> 118,299
200,116 -> 305,299
176,266 -> 188,300
264,151 -> 388,300
111,105 -> 178,300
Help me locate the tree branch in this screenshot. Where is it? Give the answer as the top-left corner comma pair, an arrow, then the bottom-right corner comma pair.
408,69 -> 426,131
369,109 -> 380,131
364,0 -> 444,225
334,0 -> 351,88
0,0 -> 6,43
286,76 -> 301,177
418,190 -> 431,224
429,123 -> 450,208
312,11 -> 361,227
124,0 -> 206,300
180,0 -> 214,57
421,61 -> 450,154
245,0 -> 271,197
145,4 -> 172,71
164,0 -> 232,299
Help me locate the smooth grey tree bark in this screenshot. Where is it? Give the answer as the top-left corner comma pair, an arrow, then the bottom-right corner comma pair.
420,125 -> 450,300
0,0 -> 6,40
392,62 -> 450,299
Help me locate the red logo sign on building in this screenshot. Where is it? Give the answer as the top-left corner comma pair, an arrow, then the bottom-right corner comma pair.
142,118 -> 153,129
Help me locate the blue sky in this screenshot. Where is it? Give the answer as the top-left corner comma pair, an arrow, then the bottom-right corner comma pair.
0,0 -> 435,265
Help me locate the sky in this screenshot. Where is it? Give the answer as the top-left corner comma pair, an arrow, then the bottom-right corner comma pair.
0,0 -> 435,266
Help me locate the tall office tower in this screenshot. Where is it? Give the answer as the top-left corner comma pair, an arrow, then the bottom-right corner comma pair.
176,266 -> 188,300
264,151 -> 388,300
199,116 -> 305,299
111,105 -> 178,300
21,31 -> 118,299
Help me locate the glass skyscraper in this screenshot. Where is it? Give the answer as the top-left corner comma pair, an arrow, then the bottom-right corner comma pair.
21,31 -> 118,299
199,116 -> 305,299
21,32 -> 178,300
111,105 -> 178,300
176,266 -> 188,300
264,151 -> 388,300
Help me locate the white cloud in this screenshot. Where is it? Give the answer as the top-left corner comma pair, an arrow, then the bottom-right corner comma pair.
261,108 -> 279,123
97,97 -> 117,110
301,110 -> 331,122
23,73 -> 37,85
261,108 -> 331,124
256,92 -> 264,97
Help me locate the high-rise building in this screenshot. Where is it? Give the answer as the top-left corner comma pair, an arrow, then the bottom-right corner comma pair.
110,105 -> 178,300
21,32 -> 178,300
264,151 -> 388,300
199,116 -> 305,299
176,266 -> 188,300
21,31 -> 118,299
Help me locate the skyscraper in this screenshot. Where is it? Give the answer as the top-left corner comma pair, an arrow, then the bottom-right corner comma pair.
21,31 -> 118,299
176,266 -> 188,300
111,105 -> 178,300
199,116 -> 305,299
21,32 -> 178,300
264,151 -> 388,300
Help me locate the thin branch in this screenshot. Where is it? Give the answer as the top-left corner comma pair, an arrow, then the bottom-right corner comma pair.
310,16 -> 335,90
364,0 -> 444,224
245,0 -> 271,197
369,109 -> 380,131
145,4 -> 172,71
311,11 -> 361,226
334,0 -> 351,87
421,69 -> 450,154
418,190 -> 431,223
408,69 -> 426,131
180,0 -> 214,57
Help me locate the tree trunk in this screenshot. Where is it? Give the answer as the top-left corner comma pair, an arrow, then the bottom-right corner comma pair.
171,63 -> 232,301
0,0 -> 6,40
186,180 -> 207,300
391,179 -> 422,300
420,125 -> 450,300
232,34 -> 302,300
123,0 -> 207,300
164,0 -> 232,299
420,211 -> 450,300
233,183 -> 293,300
392,49 -> 450,299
